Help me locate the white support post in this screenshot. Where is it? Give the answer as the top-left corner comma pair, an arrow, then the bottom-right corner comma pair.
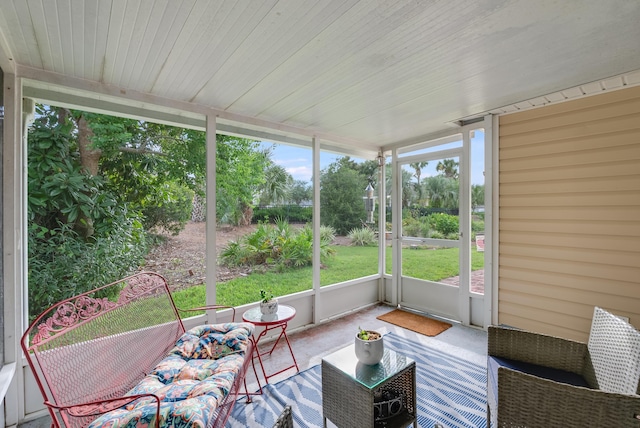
3,73 -> 23,426
459,127 -> 472,326
312,137 -> 321,324
391,149 -> 400,306
489,114 -> 499,327
377,151 -> 385,302
205,114 -> 217,321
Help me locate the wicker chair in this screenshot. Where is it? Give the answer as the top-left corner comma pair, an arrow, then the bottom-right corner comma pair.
487,306 -> 640,427
273,405 -> 293,428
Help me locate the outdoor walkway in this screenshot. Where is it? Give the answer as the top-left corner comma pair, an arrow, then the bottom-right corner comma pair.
440,269 -> 485,294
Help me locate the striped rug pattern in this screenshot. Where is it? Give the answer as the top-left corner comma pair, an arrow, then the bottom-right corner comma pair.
228,332 -> 487,427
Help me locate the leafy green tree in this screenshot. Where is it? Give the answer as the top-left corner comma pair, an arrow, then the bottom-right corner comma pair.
60,106 -> 273,228
288,180 -> 312,205
27,106 -> 147,319
95,119 -> 199,234
215,135 -> 270,225
320,158 -> 368,235
90,118 -> 207,195
44,108 -> 205,235
333,156 -> 359,171
355,159 -> 381,186
28,106 -> 127,237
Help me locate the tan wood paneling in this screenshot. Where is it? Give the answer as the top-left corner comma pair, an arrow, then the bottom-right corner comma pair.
500,130 -> 639,161
500,243 -> 639,267
500,206 -> 638,222
499,280 -> 639,314
500,96 -> 640,137
499,86 -> 640,341
500,219 -> 640,236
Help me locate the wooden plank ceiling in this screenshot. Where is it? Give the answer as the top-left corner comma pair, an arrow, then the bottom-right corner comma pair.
1,0 -> 640,153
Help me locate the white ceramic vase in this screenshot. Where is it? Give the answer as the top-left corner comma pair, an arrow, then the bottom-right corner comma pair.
260,299 -> 278,315
354,331 -> 384,365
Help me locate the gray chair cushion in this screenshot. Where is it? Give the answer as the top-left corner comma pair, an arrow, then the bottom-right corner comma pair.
488,356 -> 590,388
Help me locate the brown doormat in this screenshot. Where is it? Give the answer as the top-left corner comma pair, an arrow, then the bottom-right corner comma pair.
377,309 -> 452,337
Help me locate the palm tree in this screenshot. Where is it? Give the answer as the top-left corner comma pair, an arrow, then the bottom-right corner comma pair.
409,161 -> 428,202
400,169 -> 416,208
258,164 -> 293,206
471,184 -> 485,212
443,179 -> 459,209
423,176 -> 459,209
384,165 -> 415,209
436,159 -> 459,179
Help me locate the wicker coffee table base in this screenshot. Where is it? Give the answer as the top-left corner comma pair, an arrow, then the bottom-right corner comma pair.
321,359 -> 417,428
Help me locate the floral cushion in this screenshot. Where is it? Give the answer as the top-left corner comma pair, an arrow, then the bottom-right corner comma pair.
88,322 -> 253,428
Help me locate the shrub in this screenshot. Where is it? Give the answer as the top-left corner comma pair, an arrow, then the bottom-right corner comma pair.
429,230 -> 445,239
253,205 -> 312,223
320,225 -> 336,243
472,219 -> 485,233
428,213 -> 459,236
219,220 -> 335,270
253,206 -> 285,223
347,227 -> 377,246
402,217 -> 421,237
142,182 -> 194,235
28,209 -> 147,321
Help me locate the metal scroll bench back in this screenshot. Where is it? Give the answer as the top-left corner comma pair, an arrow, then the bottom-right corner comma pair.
21,271 -> 251,428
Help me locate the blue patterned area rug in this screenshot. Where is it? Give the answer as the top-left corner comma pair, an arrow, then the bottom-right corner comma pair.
228,332 -> 487,427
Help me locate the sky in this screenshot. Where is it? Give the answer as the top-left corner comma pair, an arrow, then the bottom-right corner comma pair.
259,143 -> 339,182
260,130 -> 486,185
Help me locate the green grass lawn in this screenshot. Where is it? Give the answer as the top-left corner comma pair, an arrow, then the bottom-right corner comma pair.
172,246 -> 485,311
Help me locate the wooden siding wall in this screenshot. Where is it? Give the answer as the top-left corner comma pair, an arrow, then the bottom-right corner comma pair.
498,86 -> 640,342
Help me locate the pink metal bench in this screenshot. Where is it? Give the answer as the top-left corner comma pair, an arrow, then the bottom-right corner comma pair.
21,271 -> 254,428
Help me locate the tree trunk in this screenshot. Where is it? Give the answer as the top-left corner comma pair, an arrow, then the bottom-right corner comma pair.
77,114 -> 102,176
73,113 -> 101,238
239,205 -> 253,226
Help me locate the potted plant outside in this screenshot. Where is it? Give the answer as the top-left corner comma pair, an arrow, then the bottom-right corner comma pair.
259,289 -> 278,316
355,327 -> 384,365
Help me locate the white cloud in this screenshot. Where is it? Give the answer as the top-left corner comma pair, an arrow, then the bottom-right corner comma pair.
286,166 -> 312,182
275,157 -> 309,167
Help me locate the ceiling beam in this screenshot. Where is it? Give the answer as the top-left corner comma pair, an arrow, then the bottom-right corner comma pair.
23,86 -> 206,130
17,65 -> 376,155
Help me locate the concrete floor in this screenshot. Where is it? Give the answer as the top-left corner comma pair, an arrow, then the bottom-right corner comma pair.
19,303 -> 488,427
244,303 -> 487,391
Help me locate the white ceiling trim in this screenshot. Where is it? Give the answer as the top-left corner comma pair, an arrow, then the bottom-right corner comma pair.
466,69 -> 640,119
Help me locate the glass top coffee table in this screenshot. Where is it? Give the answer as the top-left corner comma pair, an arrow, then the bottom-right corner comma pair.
322,344 -> 417,428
